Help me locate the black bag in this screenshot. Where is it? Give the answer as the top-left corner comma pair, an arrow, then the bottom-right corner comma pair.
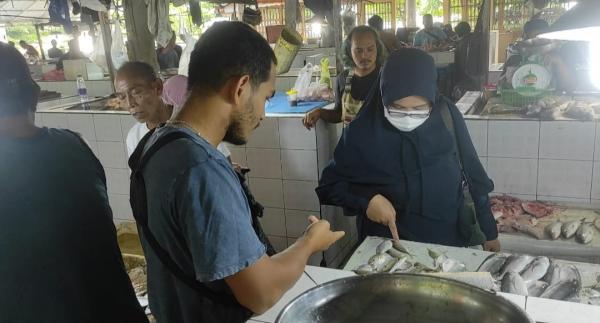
440,102 -> 487,246
242,1 -> 262,26
129,129 -> 253,322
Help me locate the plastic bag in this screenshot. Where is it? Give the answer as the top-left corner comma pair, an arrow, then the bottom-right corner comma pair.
89,28 -> 108,72
178,19 -> 197,76
319,57 -> 331,89
111,22 -> 128,70
293,63 -> 314,100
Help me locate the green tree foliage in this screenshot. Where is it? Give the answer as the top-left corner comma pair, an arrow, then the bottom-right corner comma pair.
417,0 -> 444,17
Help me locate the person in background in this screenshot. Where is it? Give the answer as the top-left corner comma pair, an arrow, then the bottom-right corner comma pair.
443,23 -> 458,42
0,42 -> 148,323
19,40 -> 40,60
303,26 -> 385,128
131,22 -> 344,322
8,40 -> 15,47
316,48 -> 500,252
368,14 -> 399,53
161,73 -> 232,159
56,39 -> 88,70
47,39 -> 63,59
413,14 -> 448,49
454,21 -> 472,39
156,31 -> 183,70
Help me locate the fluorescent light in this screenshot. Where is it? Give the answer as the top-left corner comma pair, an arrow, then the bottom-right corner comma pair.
538,1 -> 600,42
539,26 -> 600,42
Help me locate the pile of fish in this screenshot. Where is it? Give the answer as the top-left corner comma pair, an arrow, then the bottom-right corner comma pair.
478,253 -> 583,300
526,96 -> 600,121
354,240 -> 466,275
545,219 -> 598,244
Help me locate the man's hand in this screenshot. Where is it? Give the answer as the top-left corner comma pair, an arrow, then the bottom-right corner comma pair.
302,108 -> 321,130
366,194 -> 400,241
302,215 -> 345,252
483,239 -> 501,252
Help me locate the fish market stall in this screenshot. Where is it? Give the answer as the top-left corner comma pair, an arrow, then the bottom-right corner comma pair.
344,237 -> 600,307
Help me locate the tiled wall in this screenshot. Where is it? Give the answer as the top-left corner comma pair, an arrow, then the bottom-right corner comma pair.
38,80 -> 114,97
35,111 -> 135,222
466,118 -> 600,206
231,117 -> 358,267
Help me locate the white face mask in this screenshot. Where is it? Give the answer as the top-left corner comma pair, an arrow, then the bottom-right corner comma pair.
384,109 -> 429,132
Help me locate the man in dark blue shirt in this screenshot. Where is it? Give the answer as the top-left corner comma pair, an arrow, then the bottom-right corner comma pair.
0,43 -> 147,323
136,22 -> 345,323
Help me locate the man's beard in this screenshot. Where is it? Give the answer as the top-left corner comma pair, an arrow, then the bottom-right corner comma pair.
223,98 -> 256,145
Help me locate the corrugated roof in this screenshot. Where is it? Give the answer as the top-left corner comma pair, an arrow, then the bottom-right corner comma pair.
0,0 -> 51,24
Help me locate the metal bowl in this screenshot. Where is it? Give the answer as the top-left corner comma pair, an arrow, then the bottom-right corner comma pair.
276,274 -> 534,323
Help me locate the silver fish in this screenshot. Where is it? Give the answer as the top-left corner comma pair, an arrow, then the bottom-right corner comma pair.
545,264 -> 581,287
436,255 -> 467,273
501,272 -> 528,296
576,223 -> 594,244
594,218 -> 600,231
387,248 -> 408,259
376,240 -> 393,254
388,256 -> 411,273
540,279 -> 580,300
562,219 -> 583,239
477,253 -> 509,276
545,221 -> 563,240
368,253 -> 394,272
355,264 -> 374,275
498,254 -> 534,279
392,240 -> 411,254
520,256 -> 550,284
527,281 -> 548,297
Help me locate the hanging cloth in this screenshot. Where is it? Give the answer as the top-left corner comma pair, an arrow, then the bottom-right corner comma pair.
49,0 -> 73,34
147,0 -> 173,48
341,70 -> 366,125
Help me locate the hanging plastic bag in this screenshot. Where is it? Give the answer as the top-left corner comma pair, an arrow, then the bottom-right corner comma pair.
80,0 -> 109,12
293,63 -> 314,100
177,18 -> 197,76
89,28 -> 108,72
111,21 -> 128,70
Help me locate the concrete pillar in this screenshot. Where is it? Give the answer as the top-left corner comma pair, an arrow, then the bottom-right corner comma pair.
123,0 -> 159,72
285,0 -> 298,30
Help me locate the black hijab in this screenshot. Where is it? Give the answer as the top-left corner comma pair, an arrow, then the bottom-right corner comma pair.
317,48 -> 493,223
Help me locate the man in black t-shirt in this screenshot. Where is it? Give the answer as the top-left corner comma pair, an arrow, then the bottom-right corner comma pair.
303,26 -> 385,128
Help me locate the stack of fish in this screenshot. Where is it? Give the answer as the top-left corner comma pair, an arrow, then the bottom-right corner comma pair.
545,218 -> 598,244
478,253 -> 583,301
354,240 -> 467,275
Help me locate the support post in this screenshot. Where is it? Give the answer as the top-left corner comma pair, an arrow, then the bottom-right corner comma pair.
498,0 -> 505,32
99,12 -> 115,86
285,0 -> 298,30
406,0 -> 417,27
443,0 -> 450,25
123,0 -> 159,72
34,24 -> 46,60
332,0 -> 343,75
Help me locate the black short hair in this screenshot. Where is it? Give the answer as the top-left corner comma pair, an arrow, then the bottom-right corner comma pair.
187,21 -> 276,92
116,61 -> 157,83
524,19 -> 549,36
368,15 -> 384,31
342,26 -> 386,68
19,40 -> 26,45
0,43 -> 40,116
455,22 -> 472,37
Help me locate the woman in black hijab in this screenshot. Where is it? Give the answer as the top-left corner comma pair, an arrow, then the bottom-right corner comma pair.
316,48 -> 500,251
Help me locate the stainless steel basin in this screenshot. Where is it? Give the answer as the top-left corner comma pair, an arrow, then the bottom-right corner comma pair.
276,273 -> 534,323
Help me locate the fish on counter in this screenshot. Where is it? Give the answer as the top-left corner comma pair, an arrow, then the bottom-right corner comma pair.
477,253 -> 509,277
501,272 -> 528,296
498,254 -> 534,279
539,279 -> 580,300
368,253 -> 395,273
376,239 -> 393,255
527,281 -> 549,297
545,221 -> 563,240
513,223 -> 545,240
520,256 -> 550,284
562,219 -> 584,239
576,223 -> 595,244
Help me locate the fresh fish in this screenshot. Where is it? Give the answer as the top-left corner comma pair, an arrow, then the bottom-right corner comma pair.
520,256 -> 550,284
392,240 -> 411,254
562,219 -> 583,239
501,272 -> 528,296
576,223 -> 594,244
545,221 -> 563,240
428,248 -> 443,260
388,257 -> 411,273
387,248 -> 408,259
355,264 -> 374,275
539,279 -> 580,300
435,255 -> 467,273
527,280 -> 548,297
515,223 -> 545,240
376,240 -> 393,254
368,253 -> 394,272
498,254 -> 534,279
477,253 -> 509,276
545,264 -> 581,287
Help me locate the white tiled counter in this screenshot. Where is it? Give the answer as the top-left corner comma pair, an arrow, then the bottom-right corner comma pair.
37,79 -> 114,97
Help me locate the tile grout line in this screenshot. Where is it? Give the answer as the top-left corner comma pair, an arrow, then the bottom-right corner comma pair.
536,120 -> 541,201
590,122 -> 597,202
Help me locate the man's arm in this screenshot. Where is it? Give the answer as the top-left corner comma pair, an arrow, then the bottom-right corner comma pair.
225,216 -> 344,314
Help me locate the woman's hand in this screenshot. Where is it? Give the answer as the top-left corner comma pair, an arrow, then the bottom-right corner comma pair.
302,108 -> 321,130
483,239 -> 501,252
366,194 -> 400,241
